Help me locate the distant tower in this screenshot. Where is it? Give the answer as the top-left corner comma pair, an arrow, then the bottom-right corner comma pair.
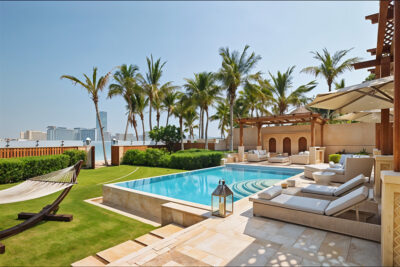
96,111 -> 107,140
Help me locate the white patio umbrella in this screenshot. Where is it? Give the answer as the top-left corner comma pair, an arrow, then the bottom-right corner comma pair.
336,109 -> 394,123
308,76 -> 394,114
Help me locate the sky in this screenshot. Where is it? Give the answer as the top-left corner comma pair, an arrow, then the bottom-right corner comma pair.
0,1 -> 379,139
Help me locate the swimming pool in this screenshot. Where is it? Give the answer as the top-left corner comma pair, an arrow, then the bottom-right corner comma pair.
113,164 -> 302,206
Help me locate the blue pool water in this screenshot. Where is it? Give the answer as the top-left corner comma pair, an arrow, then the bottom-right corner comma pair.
115,165 -> 302,206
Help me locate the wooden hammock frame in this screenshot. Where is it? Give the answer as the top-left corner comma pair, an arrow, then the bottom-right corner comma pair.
0,160 -> 83,254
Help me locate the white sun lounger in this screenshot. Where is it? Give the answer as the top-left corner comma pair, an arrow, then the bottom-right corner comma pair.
250,186 -> 380,242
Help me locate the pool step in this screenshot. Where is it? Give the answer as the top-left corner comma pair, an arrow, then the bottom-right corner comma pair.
70,224 -> 185,266
71,255 -> 107,266
134,233 -> 163,246
96,240 -> 145,263
150,223 -> 184,239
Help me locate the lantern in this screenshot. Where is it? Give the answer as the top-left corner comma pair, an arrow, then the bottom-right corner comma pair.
211,180 -> 233,217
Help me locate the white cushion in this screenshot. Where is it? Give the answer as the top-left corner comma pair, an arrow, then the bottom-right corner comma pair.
254,150 -> 259,155
329,161 -> 335,167
333,174 -> 366,196
304,151 -> 310,155
258,186 -> 282,200
259,150 -> 265,155
326,167 -> 345,175
339,154 -> 353,165
267,194 -> 330,214
299,152 -> 304,155
301,184 -> 336,196
325,186 -> 369,216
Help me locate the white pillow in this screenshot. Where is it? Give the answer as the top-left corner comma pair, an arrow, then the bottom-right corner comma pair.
254,150 -> 259,155
299,152 -> 304,155
304,151 -> 310,155
258,186 -> 282,200
329,161 -> 335,167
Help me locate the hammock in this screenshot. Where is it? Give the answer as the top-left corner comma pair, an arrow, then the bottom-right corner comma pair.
0,165 -> 76,205
0,160 -> 83,254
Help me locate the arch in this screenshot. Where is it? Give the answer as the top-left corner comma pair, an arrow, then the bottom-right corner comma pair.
268,138 -> 276,153
283,137 -> 291,155
298,137 -> 307,152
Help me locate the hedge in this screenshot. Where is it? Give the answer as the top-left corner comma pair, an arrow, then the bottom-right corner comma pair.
328,154 -> 341,164
63,150 -> 87,166
0,154 -> 72,184
122,148 -> 223,170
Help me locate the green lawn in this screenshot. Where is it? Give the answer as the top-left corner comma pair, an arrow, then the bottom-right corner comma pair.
0,165 -> 184,266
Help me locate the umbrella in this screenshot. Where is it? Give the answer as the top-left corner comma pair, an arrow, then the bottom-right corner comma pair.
308,76 -> 394,114
336,109 -> 394,123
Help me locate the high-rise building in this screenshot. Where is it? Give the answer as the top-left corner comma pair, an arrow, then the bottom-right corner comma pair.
79,128 -> 97,141
19,130 -> 47,140
96,111 -> 107,141
46,126 -> 74,140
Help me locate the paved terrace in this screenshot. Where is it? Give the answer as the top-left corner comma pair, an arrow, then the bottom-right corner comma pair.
108,190 -> 380,266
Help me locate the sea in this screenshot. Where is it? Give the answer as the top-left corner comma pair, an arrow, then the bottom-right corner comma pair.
93,141 -> 112,161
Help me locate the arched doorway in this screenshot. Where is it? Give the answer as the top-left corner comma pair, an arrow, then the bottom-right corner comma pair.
298,137 -> 307,152
269,138 -> 276,152
283,137 -> 291,155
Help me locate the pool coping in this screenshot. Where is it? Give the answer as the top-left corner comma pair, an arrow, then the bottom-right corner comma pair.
102,164 -> 304,223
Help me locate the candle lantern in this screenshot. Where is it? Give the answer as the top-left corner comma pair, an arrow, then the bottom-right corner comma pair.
211,180 -> 233,217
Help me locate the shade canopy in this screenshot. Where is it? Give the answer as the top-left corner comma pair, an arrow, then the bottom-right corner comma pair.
308,76 -> 394,114
336,109 -> 394,123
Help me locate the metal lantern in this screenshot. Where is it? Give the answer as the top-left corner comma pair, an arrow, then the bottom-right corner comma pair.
85,137 -> 91,146
211,180 -> 234,217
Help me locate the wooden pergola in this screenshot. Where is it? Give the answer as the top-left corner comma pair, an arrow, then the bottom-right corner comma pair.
353,0 -> 399,172
237,112 -> 325,148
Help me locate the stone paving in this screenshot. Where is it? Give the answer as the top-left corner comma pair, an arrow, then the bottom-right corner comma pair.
109,197 -> 381,266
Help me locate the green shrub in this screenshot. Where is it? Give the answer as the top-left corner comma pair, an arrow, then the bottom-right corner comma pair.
122,149 -> 147,166
159,154 -> 171,168
0,154 -> 70,184
329,154 -> 341,163
144,148 -> 166,167
21,155 -> 70,178
0,158 -> 25,183
169,151 -> 223,170
63,150 -> 87,166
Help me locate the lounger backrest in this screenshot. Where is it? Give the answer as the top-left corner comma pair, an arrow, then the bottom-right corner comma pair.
344,158 -> 374,180
333,174 -> 366,196
325,186 -> 369,216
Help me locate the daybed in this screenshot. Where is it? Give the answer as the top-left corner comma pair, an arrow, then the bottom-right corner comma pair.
250,185 -> 380,242
268,155 -> 289,163
289,151 -> 310,165
247,150 -> 269,162
304,156 -> 374,183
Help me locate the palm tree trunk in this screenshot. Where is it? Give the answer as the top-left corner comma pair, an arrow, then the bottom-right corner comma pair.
149,96 -> 153,131
201,109 -> 205,139
199,107 -> 202,139
94,101 -> 109,166
205,108 -> 209,150
166,110 -> 170,127
229,95 -> 234,151
157,108 -> 160,128
180,117 -> 184,151
124,115 -> 129,141
132,115 -> 139,141
141,114 -> 145,144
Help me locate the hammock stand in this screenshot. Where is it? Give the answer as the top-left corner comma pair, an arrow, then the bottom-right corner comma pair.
0,160 -> 83,254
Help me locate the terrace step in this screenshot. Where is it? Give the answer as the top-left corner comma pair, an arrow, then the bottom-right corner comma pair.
96,240 -> 145,263
71,255 -> 107,267
150,223 -> 185,239
134,233 -> 163,246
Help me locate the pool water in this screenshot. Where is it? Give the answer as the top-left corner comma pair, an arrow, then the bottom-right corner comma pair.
115,165 -> 303,206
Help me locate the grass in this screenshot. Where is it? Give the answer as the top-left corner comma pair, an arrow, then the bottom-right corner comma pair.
0,165 -> 184,266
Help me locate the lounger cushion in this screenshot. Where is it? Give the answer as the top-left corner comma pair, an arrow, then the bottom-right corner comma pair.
333,174 -> 366,196
266,194 -> 330,214
326,167 -> 345,175
325,186 -> 369,216
301,184 -> 336,196
258,186 -> 282,200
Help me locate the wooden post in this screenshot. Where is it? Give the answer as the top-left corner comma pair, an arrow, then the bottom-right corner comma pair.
394,0 -> 400,172
381,109 -> 391,155
310,119 -> 315,147
257,123 -> 262,147
375,123 -> 381,149
320,123 -> 324,147
239,123 -> 244,147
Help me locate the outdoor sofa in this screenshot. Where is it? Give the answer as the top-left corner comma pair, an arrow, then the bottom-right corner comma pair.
289,151 -> 310,165
304,156 -> 374,183
247,150 -> 270,162
250,185 -> 380,242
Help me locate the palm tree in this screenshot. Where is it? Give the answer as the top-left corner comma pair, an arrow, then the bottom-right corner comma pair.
185,72 -> 220,149
162,90 -> 180,126
126,95 -> 139,141
133,90 -> 149,143
334,78 -> 345,89
217,45 -> 261,151
61,67 -> 111,166
211,99 -> 230,139
173,93 -> 191,150
108,64 -> 141,140
268,66 -> 317,115
183,108 -> 198,140
301,48 -> 359,92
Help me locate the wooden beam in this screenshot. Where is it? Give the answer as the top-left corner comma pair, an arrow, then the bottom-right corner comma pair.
321,123 -> 324,147
380,55 -> 392,77
376,1 -> 390,59
311,119 -> 315,147
376,123 -> 381,149
381,108 -> 391,155
353,56 -> 394,70
239,123 -> 244,147
367,46 -> 391,56
394,0 -> 400,171
365,9 -> 393,24
257,123 -> 262,147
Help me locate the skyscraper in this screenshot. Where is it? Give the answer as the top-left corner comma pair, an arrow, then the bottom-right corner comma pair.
96,111 -> 107,141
